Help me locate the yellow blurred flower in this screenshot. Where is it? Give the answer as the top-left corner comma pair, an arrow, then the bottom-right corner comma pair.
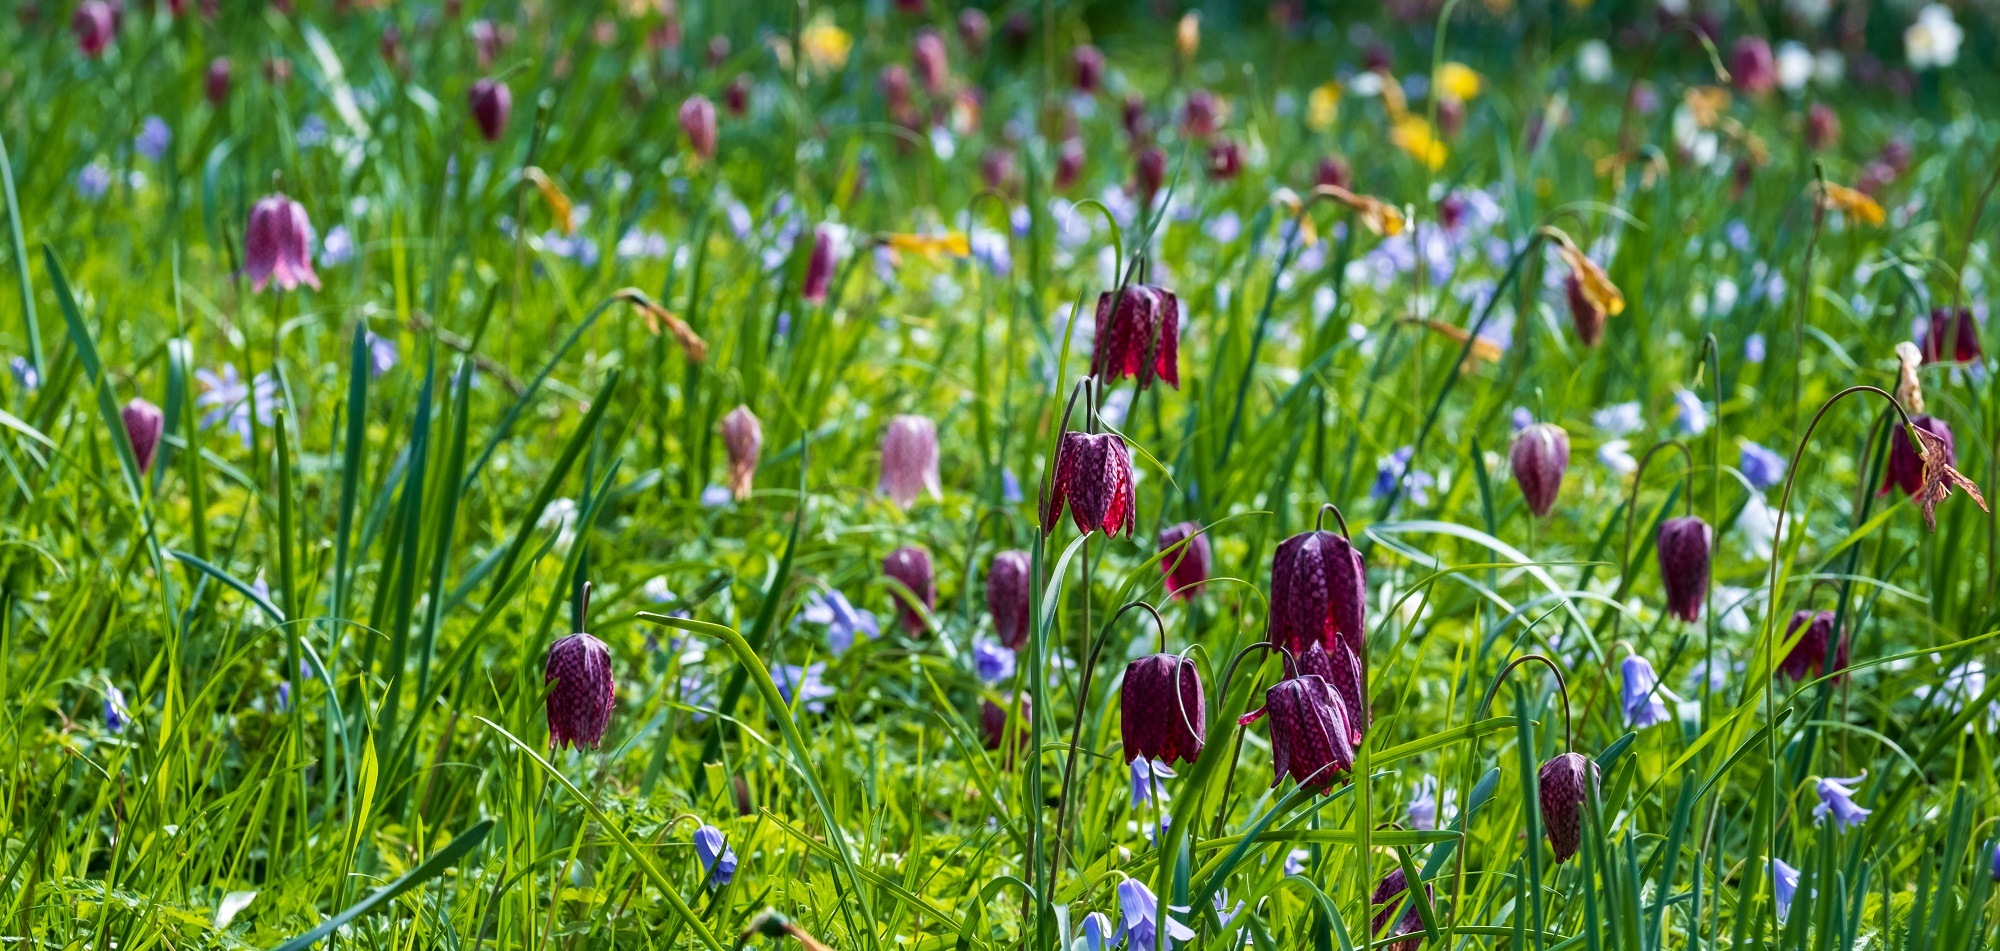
1541,226 -> 1625,318
523,167 -> 574,235
1436,63 -> 1481,102
1684,86 -> 1731,128
1313,184 -> 1405,237
1176,12 -> 1200,62
1390,115 -> 1447,170
613,287 -> 708,361
884,232 -> 970,257
1307,82 -> 1341,131
802,15 -> 852,72
1810,181 -> 1885,226
1415,317 -> 1504,364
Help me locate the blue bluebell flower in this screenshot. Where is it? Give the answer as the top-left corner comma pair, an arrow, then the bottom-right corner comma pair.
1672,389 -> 1708,435
1598,439 -> 1637,476
694,824 -> 738,887
135,116 -> 171,162
700,484 -> 733,507
363,329 -> 397,376
1129,758 -> 1174,809
1812,773 -> 1870,829
975,639 -> 1015,684
1408,775 -> 1455,830
1002,468 -> 1025,504
297,115 -> 330,148
1114,878 -> 1194,951
196,364 -> 278,448
799,588 -> 880,657
1077,912 -> 1115,951
1284,848 -> 1309,876
1592,401 -> 1644,436
770,661 -> 835,713
1371,446 -> 1433,506
1744,333 -> 1767,364
76,162 -> 111,200
11,356 -> 39,393
1771,858 -> 1800,923
104,685 -> 130,733
1620,653 -> 1671,728
322,225 -> 355,267
1511,407 -> 1534,432
1740,441 -> 1785,491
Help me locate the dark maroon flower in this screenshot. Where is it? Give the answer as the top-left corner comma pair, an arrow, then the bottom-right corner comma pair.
680,95 -> 718,160
1361,42 -> 1392,73
1072,44 -> 1104,92
1055,139 -> 1085,190
1656,516 -> 1712,623
1881,138 -> 1913,175
1158,522 -> 1210,599
1539,751 -> 1599,863
1268,529 -> 1367,662
1780,610 -> 1836,681
725,74 -> 751,116
1122,94 -> 1149,143
1925,307 -> 1981,364
982,694 -> 1031,766
1134,146 -> 1167,206
1206,136 -> 1241,181
1729,36 -> 1776,95
913,28 -> 948,95
245,194 -> 319,293
979,148 -> 1013,191
1260,674 -> 1354,794
205,56 -> 232,105
1436,96 -> 1465,137
987,549 -> 1031,650
880,64 -> 913,112
1121,653 -> 1205,765
801,226 -> 835,304
1806,102 -> 1840,151
1091,284 -> 1180,391
1316,156 -> 1352,190
1884,414 -> 1953,498
1183,89 -> 1218,137
1565,273 -> 1605,347
1371,868 -> 1430,951
122,397 -> 164,474
468,78 -> 511,142
706,35 -> 730,68
1044,431 -> 1136,537
1510,423 -> 1569,518
1002,12 -> 1032,50
546,631 -> 616,749
381,25 -> 404,69
1292,641 -> 1366,746
73,0 -> 114,58
957,8 -> 990,55
883,545 -> 935,634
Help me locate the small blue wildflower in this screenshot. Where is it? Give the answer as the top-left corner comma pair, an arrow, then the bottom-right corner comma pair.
1002,468 -> 1024,504
1620,653 -> 1671,728
1740,441 -> 1785,490
297,115 -> 330,148
76,162 -> 112,200
1812,773 -> 1870,829
1744,333 -> 1767,364
975,639 -> 1015,684
1672,389 -> 1708,435
1284,848 -> 1308,876
694,824 -> 738,887
1592,401 -> 1644,436
1771,858 -> 1800,923
1511,407 -> 1534,432
104,685 -> 130,733
1129,758 -> 1174,809
364,329 -> 397,377
770,661 -> 835,713
10,356 -> 40,393
799,588 -> 880,656
1078,912 -> 1115,951
322,224 -> 355,267
701,484 -> 733,507
1114,878 -> 1194,951
135,116 -> 172,161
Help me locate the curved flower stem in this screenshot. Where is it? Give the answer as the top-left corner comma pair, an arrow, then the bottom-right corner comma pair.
1756,383 -> 1922,939
1791,165 -> 1829,439
1316,502 -> 1351,539
1048,599 -> 1166,905
1474,653 -> 1574,752
1694,334 -> 1723,721
1618,439 -> 1697,576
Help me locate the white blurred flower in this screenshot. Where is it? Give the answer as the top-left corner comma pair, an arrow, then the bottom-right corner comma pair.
1577,40 -> 1612,83
1593,401 -> 1644,436
1905,4 -> 1963,70
1775,41 -> 1814,93
1737,493 -> 1778,561
1598,439 -> 1637,476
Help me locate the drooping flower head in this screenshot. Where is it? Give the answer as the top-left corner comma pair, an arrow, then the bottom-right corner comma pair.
545,630 -> 616,750
912,27 -> 948,94
981,694 -> 1031,764
1206,136 -> 1241,181
1771,858 -> 1800,923
680,95 -> 718,161
245,194 -> 321,293
974,639 -> 1015,683
1924,306 -> 1981,365
205,57 -> 232,105
1370,868 -> 1430,951
879,414 -> 942,507
1538,751 -> 1600,864
1258,674 -> 1355,795
1091,284 -> 1181,391
1121,653 -> 1205,766
1813,773 -> 1870,830
73,0 -> 115,58
1780,610 -> 1837,681
719,405 -> 762,501
985,550 -> 1031,650
1729,36 -> 1777,95
1543,228 -> 1623,347
1182,89 -> 1219,138
1113,878 -> 1194,951
798,588 -> 879,656
469,78 -> 512,142
1134,146 -> 1167,206
802,226 -> 836,304
1157,522 -> 1210,599
104,684 -> 130,734
1619,653 -> 1671,728
694,824 -> 738,888
1268,528 -> 1367,662
1044,430 -> 1136,537
957,9 -> 991,54
883,545 -> 935,634
1656,516 -> 1712,623
122,397 -> 165,475
1291,640 -> 1367,745
1510,423 -> 1569,518
1072,44 -> 1104,92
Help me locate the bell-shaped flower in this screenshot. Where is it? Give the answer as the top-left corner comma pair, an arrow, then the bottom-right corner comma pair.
694,825 -> 738,888
1771,858 -> 1800,923
1812,773 -> 1870,830
245,193 -> 321,293
720,405 -> 762,501
1113,879 -> 1194,951
1129,757 -> 1174,809
986,550 -> 1031,649
1291,640 -> 1366,745
1370,868 -> 1430,951
1619,653 -> 1671,728
1092,285 -> 1180,391
1268,529 -> 1367,662
122,397 -> 165,474
1157,522 -> 1210,599
1045,431 -> 1136,537
883,545 -> 935,634
880,415 -> 942,507
1656,516 -> 1712,622
1510,423 -> 1569,517
679,95 -> 718,160
469,78 -> 511,142
1121,653 -> 1205,766
1924,306 -> 1981,364
1538,751 -> 1599,864
545,631 -> 616,750
1257,674 -> 1355,795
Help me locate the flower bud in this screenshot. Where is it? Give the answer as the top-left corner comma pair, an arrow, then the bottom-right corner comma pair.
680,95 -> 718,160
879,414 -> 942,508
880,64 -> 912,112
979,148 -> 1013,191
1316,156 -> 1352,190
245,193 -> 320,293
1122,94 -> 1149,143
468,78 -> 511,142
913,28 -> 948,95
957,8 -> 990,55
122,397 -> 164,474
883,545 -> 935,634
1055,139 -> 1085,190
1656,516 -> 1712,623
725,74 -> 751,116
1072,44 -> 1104,92
986,549 -> 1031,650
1371,868 -> 1430,951
1092,284 -> 1180,391
1781,610 -> 1835,681
719,405 -> 761,501
1564,273 -> 1605,347
546,631 -> 616,749
1269,529 -> 1367,662
205,56 -> 232,105
1044,431 -> 1136,537
1158,522 -> 1210,599
73,0 -> 114,58
1538,751 -> 1599,863
1206,136 -> 1241,181
1183,89 -> 1218,137
982,694 -> 1031,764
1806,102 -> 1841,151
1925,307 -> 1981,364
1730,36 -> 1776,96
801,226 -> 835,304
1121,653 -> 1205,766
1134,146 -> 1166,205
1510,423 -> 1569,518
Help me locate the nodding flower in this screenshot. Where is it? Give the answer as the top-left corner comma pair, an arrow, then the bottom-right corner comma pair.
1268,527 -> 1368,664
986,550 -> 1031,650
1258,674 -> 1355,795
693,825 -> 738,888
719,405 -> 762,501
1510,422 -> 1570,518
72,0 -> 114,58
801,226 -> 836,304
1619,652 -> 1671,728
205,57 -> 232,105
1806,102 -> 1841,151
1924,307 -> 1981,364
1134,146 -> 1167,206
1813,773 -> 1870,830
1316,156 -> 1352,190
1120,653 -> 1205,766
912,27 -> 948,94
1206,136 -> 1241,181
1292,640 -> 1366,745
981,694 -> 1030,766
245,194 -> 321,293
1157,522 -> 1210,599
1121,94 -> 1149,143
1543,228 -> 1623,347
1044,430 -> 1136,537
545,626 -> 616,750
1071,44 -> 1104,92
122,397 -> 165,474
1183,89 -> 1219,137
1780,610 -> 1851,682
957,9 -> 991,54
468,78 -> 511,142
882,545 -> 935,634
1656,516 -> 1712,623
1729,36 -> 1777,96
879,414 -> 942,508
1538,751 -> 1599,864
1091,284 -> 1181,391
1370,868 -> 1431,951
679,95 -> 718,161
1056,139 -> 1086,190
